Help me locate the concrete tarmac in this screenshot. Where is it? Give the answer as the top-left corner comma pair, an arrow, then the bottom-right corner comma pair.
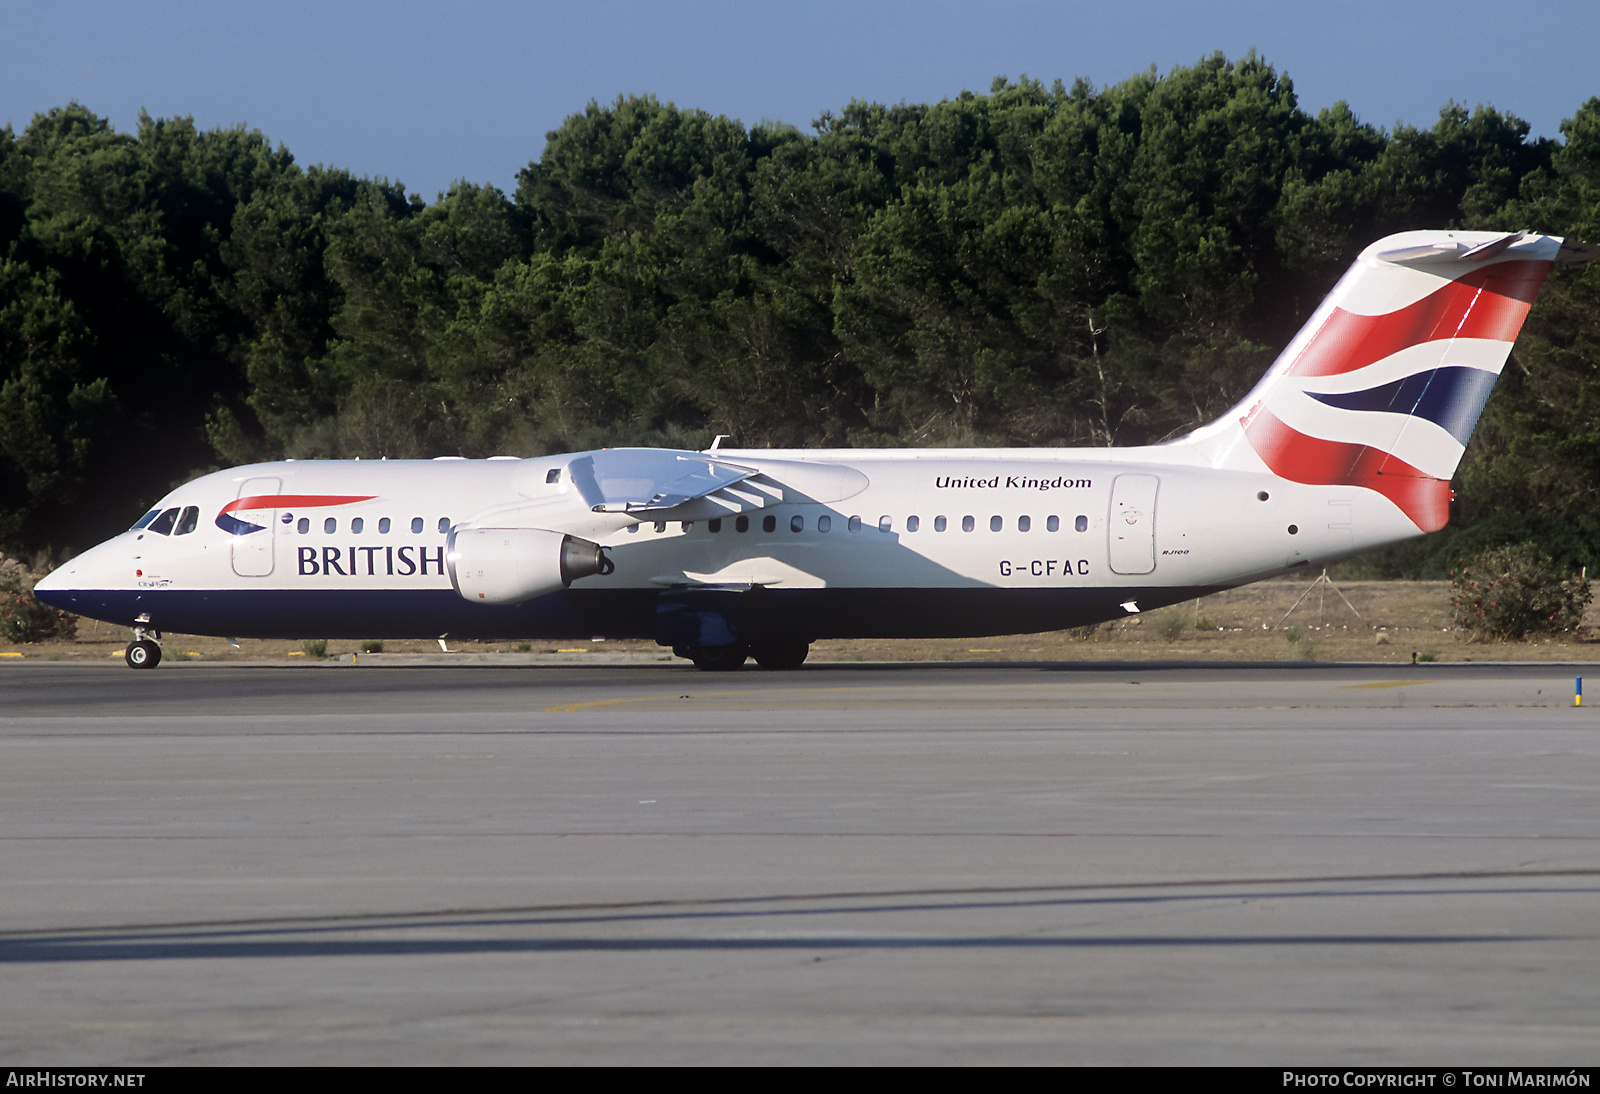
2,661 -> 1599,1065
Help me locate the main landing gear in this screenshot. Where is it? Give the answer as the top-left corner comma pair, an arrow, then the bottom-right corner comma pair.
749,640 -> 809,671
675,641 -> 810,671
125,627 -> 162,670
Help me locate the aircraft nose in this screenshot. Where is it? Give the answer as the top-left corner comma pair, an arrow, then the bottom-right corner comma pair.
31,565 -> 70,610
31,538 -> 120,609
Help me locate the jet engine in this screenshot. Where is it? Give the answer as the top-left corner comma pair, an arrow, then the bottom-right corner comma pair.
446,527 -> 610,605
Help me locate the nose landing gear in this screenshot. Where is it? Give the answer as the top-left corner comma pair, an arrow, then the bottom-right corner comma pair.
125,627 -> 162,669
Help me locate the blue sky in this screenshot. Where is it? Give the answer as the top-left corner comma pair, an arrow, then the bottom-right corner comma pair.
6,1 -> 1597,202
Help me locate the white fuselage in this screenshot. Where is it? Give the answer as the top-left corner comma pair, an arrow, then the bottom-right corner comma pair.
34,229 -> 1572,661
38,445 -> 1420,643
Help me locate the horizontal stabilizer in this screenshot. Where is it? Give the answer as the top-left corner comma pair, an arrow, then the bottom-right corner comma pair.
1558,239 -> 1600,266
1378,231 -> 1527,264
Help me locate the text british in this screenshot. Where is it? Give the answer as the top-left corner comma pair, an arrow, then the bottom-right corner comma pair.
298,545 -> 445,576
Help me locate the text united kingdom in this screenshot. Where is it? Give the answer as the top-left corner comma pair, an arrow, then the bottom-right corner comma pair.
935,476 -> 1093,491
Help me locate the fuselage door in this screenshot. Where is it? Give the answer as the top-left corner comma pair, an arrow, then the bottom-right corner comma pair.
1108,473 -> 1159,575
229,477 -> 282,577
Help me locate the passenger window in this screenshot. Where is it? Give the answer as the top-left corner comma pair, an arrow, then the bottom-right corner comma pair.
175,507 -> 199,535
906,516 -> 919,532
411,517 -> 424,534
1017,515 -> 1030,532
379,517 -> 391,534
1075,515 -> 1088,532
325,518 -> 337,534
848,515 -> 862,532
878,516 -> 892,532
147,508 -> 179,535
131,509 -> 161,531
736,515 -> 749,533
351,517 -> 364,534
708,518 -> 722,533
934,516 -> 947,532
791,515 -> 804,533
438,517 -> 451,534
545,468 -> 561,484
990,516 -> 1003,532
962,516 -> 975,532
1046,515 -> 1060,532
762,515 -> 776,533
817,515 -> 831,533
297,517 -> 310,534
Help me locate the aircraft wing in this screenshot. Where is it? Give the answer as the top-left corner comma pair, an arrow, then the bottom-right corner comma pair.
567,449 -> 759,513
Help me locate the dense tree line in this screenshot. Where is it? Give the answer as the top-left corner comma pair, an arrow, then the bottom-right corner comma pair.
2,53 -> 1596,574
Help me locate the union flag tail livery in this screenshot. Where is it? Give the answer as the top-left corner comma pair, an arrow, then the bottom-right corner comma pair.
1188,230 -> 1566,532
35,230 -> 1590,670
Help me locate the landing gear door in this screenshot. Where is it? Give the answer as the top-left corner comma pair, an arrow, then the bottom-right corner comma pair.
229,477 -> 282,577
1108,473 -> 1158,575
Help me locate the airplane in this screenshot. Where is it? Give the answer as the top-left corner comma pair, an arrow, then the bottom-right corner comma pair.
33,229 -> 1594,670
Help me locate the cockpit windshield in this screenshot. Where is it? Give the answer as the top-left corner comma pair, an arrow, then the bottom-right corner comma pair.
145,508 -> 180,536
131,509 -> 162,530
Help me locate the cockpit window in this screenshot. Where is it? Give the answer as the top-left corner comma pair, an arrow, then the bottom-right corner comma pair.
131,509 -> 161,531
146,508 -> 180,536
174,506 -> 200,535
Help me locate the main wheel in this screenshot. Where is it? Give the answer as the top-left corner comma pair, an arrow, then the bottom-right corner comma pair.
687,643 -> 748,671
125,639 -> 161,670
750,641 -> 809,670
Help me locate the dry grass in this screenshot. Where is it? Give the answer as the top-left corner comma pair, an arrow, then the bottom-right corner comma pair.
7,576 -> 1599,664
815,577 -> 1600,664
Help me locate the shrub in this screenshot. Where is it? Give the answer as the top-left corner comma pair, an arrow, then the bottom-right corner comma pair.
1449,543 -> 1591,641
360,639 -> 384,653
302,639 -> 328,659
1152,610 -> 1186,642
0,571 -> 73,643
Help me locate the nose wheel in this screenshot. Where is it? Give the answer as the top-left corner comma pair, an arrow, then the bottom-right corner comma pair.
125,629 -> 162,670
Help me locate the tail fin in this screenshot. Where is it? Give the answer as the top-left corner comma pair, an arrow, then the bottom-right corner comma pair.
1185,230 -> 1564,532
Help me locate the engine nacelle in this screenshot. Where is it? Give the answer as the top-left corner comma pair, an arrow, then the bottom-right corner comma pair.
446,527 -> 610,605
